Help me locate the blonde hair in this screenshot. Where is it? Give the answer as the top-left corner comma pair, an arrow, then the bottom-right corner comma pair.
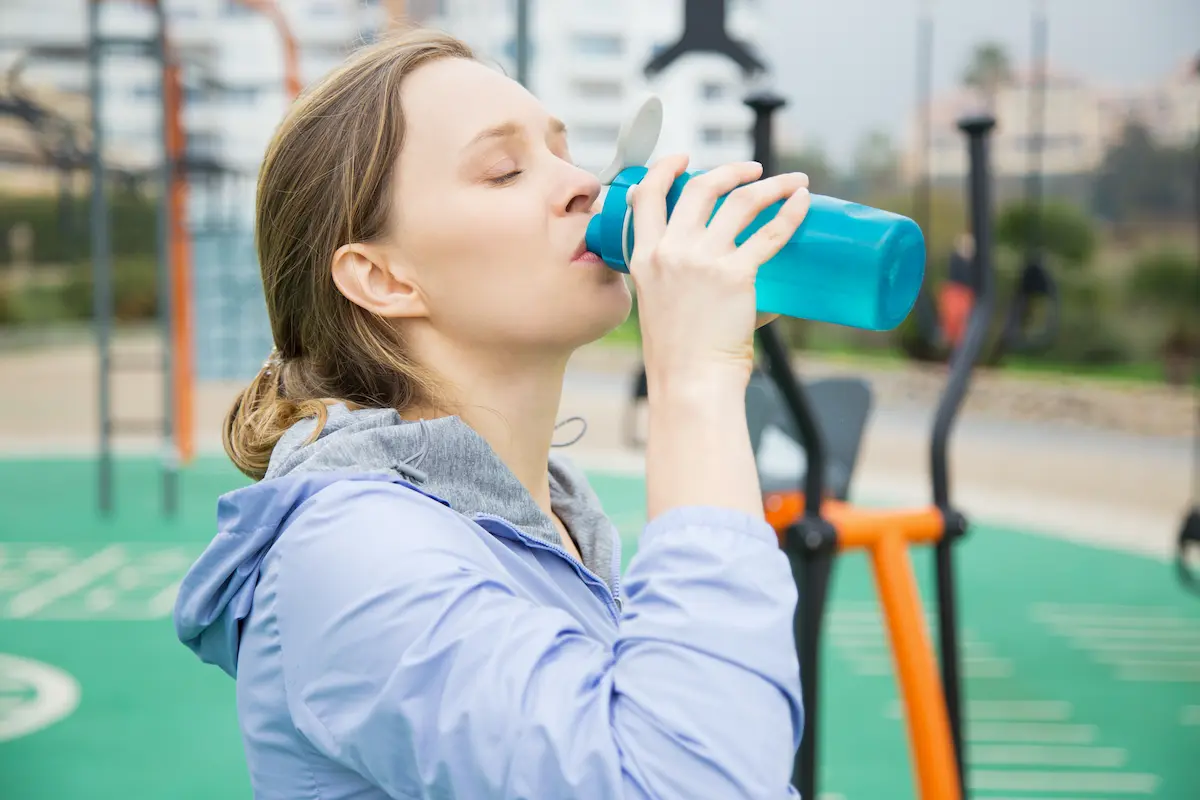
224,28 -> 475,481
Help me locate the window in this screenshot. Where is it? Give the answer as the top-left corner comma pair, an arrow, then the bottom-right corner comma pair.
310,0 -> 342,15
700,82 -> 725,101
130,83 -> 158,101
700,127 -> 725,145
187,132 -> 221,158
572,80 -> 622,100
571,34 -> 623,57
223,0 -> 255,17
224,86 -> 259,105
571,125 -> 620,144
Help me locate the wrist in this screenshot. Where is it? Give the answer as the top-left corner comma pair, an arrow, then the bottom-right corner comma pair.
646,364 -> 750,410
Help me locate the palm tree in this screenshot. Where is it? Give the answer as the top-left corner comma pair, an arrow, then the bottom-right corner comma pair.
962,42 -> 1014,111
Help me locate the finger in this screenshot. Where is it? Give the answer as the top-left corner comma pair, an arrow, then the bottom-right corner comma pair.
666,161 -> 764,235
627,154 -> 690,263
734,187 -> 812,268
704,172 -> 809,246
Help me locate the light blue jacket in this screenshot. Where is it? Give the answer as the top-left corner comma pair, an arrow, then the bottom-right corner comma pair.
174,406 -> 803,799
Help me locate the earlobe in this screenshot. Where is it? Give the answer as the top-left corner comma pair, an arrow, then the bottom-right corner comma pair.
330,243 -> 428,319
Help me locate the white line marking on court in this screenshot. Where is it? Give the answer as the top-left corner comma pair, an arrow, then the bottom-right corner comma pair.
116,566 -> 143,591
967,701 -> 1073,721
968,744 -> 1127,768
6,545 -> 127,618
84,587 -> 116,613
0,653 -> 81,742
1069,639 -> 1200,654
967,722 -> 1097,745
1032,609 -> 1193,628
1116,664 -> 1200,683
1049,626 -> 1200,642
1094,656 -> 1200,669
1033,602 -> 1184,616
146,579 -> 183,618
968,770 -> 1158,795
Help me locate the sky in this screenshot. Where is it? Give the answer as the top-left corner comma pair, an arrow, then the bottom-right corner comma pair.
755,0 -> 1200,167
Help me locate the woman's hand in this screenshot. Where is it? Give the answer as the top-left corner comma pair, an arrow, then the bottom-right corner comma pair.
627,154 -> 810,395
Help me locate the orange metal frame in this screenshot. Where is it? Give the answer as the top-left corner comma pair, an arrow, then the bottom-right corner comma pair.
115,0 -> 302,465
765,491 -> 962,800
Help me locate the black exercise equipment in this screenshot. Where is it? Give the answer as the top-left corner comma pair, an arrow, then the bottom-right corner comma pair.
747,86 -> 1000,796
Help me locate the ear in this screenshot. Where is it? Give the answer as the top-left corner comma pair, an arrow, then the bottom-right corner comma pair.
331,242 -> 428,320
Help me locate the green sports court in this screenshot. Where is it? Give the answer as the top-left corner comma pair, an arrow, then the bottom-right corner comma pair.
1,455 -> 1196,799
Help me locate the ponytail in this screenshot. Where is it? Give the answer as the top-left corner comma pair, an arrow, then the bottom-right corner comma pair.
223,354 -> 330,481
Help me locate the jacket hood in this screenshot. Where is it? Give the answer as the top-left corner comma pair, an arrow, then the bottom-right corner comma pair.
173,404 -> 620,677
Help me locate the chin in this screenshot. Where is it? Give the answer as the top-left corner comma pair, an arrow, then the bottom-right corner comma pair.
560,282 -> 633,350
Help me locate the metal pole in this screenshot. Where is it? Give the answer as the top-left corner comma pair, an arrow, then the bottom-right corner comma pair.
153,5 -> 178,516
932,113 -> 998,797
1025,0 -> 1047,258
915,1 -> 934,261
88,0 -> 114,515
745,91 -> 837,798
515,0 -> 531,89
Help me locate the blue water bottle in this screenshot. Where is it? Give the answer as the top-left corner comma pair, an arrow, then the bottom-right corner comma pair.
587,97 -> 927,331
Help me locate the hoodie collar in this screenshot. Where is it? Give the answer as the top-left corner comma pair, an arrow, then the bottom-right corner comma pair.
265,405 -> 620,591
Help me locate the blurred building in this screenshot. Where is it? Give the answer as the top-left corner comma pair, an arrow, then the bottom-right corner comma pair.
1,0 -> 773,379
902,55 -> 1200,198
0,0 -> 375,194
414,0 -> 767,173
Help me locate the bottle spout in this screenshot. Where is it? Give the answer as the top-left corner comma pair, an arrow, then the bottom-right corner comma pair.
586,213 -> 604,258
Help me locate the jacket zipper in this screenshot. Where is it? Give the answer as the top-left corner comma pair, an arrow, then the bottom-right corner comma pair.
473,513 -> 622,624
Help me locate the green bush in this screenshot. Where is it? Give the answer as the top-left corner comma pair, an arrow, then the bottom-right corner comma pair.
60,256 -> 159,322
1126,248 -> 1198,320
996,200 -> 1097,269
0,189 -> 158,264
0,256 -> 159,328
1041,271 -> 1130,366
1124,248 -> 1199,382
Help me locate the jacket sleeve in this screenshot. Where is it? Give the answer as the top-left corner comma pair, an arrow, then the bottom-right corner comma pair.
274,480 -> 802,800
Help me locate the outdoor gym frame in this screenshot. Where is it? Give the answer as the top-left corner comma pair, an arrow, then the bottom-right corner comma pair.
76,0 -> 300,514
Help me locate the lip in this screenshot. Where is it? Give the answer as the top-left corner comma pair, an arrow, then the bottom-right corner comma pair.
572,240 -> 604,265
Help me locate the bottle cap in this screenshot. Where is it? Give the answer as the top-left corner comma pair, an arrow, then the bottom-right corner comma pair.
587,95 -> 663,271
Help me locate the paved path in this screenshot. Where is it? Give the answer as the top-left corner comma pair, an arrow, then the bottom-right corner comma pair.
0,336 -> 1190,559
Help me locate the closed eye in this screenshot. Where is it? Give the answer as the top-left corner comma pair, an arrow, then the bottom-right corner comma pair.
487,170 -> 523,186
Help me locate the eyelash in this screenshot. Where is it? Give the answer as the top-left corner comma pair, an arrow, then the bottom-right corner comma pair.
487,170 -> 523,186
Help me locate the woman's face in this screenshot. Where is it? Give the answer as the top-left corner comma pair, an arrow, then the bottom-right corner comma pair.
382,57 -> 632,356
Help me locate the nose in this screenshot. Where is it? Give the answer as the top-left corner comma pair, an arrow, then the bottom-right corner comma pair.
563,165 -> 602,216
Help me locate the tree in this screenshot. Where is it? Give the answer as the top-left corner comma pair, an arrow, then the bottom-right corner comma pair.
1126,249 -> 1200,384
777,144 -> 839,196
962,42 -> 1013,110
850,129 -> 900,198
1092,121 -> 1196,225
996,200 -> 1097,270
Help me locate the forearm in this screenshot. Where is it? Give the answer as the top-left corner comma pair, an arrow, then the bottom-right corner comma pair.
644,374 -> 764,521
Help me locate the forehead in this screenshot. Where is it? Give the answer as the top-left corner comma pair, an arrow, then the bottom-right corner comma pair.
399,57 -> 543,151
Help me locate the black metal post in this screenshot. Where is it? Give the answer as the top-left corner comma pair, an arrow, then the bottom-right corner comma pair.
930,113 -> 998,796
88,1 -> 114,516
915,3 -> 933,270
153,4 -> 178,517
746,91 -> 837,798
515,0 -> 531,89
1024,1 -> 1048,263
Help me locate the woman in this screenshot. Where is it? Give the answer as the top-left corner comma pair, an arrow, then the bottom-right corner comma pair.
174,28 -> 811,800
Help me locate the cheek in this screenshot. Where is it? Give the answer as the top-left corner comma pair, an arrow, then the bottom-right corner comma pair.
403,194 -> 548,296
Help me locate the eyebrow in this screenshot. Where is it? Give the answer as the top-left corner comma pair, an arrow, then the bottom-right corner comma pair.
463,117 -> 568,152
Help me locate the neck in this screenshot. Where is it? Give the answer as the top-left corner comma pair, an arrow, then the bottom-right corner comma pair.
405,339 -> 572,517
